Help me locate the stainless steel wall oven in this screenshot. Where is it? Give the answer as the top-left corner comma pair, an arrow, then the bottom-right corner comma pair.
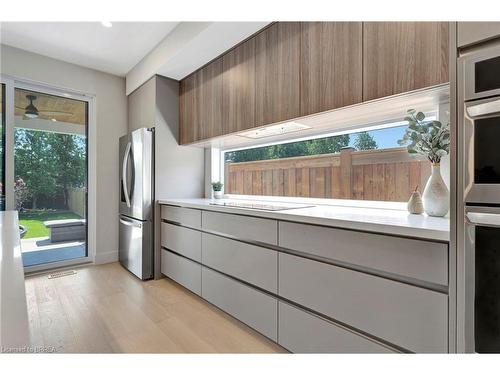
460,41 -> 500,352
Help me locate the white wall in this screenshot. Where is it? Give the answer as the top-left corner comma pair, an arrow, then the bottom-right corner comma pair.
127,75 -> 205,279
1,44 -> 128,264
154,76 -> 204,200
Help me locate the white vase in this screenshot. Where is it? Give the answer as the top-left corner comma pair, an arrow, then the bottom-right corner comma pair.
422,164 -> 449,217
213,191 -> 223,199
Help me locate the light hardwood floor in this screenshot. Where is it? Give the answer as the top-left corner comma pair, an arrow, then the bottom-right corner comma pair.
24,262 -> 286,353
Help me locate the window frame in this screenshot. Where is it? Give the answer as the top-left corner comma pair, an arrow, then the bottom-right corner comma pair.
216,113 -> 441,210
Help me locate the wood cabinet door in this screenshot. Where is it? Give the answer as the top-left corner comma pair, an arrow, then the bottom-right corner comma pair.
199,57 -> 223,140
363,22 -> 449,101
179,73 -> 199,144
222,38 -> 256,134
255,22 -> 301,127
300,22 -> 363,116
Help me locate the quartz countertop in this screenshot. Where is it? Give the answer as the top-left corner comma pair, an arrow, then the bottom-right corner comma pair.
157,198 -> 450,242
0,211 -> 30,350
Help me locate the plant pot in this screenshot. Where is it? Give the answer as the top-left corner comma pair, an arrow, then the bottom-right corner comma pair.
213,191 -> 223,199
422,164 -> 449,217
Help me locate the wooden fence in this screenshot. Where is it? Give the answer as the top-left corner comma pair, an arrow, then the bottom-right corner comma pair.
224,147 -> 431,202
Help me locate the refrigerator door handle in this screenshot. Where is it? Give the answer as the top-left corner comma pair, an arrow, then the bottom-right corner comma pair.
122,141 -> 132,208
119,217 -> 142,228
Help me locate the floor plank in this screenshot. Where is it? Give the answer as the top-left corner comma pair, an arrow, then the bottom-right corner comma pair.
24,262 -> 286,353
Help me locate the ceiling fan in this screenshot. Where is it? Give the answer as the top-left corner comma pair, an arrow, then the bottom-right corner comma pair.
15,94 -> 73,120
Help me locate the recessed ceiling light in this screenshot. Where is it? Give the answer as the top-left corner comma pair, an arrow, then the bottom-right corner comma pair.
101,21 -> 112,28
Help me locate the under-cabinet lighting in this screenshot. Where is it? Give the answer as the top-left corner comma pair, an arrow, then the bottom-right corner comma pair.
237,122 -> 311,139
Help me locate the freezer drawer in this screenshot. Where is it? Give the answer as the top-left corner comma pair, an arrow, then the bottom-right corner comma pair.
119,215 -> 153,280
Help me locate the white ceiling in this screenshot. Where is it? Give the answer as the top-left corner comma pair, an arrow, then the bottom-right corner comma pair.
126,22 -> 270,94
0,22 -> 179,76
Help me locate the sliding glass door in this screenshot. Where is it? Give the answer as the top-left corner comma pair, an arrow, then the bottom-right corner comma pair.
1,76 -> 92,271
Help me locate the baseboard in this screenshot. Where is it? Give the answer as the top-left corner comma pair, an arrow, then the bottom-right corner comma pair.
94,250 -> 118,264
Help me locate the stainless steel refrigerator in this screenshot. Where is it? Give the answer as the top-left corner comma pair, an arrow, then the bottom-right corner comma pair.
119,127 -> 154,280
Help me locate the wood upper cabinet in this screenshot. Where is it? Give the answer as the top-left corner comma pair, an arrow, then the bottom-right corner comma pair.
300,22 -> 363,116
363,22 -> 449,101
179,21 -> 450,144
199,57 -> 223,140
222,38 -> 256,134
255,22 -> 301,127
179,57 -> 223,144
179,72 -> 199,144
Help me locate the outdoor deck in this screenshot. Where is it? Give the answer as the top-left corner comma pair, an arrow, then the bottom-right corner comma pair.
21,236 -> 85,267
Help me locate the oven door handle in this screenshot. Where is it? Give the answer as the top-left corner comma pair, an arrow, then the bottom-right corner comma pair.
466,212 -> 500,228
466,97 -> 500,118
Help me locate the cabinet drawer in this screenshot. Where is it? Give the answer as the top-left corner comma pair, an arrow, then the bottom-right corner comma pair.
161,222 -> 201,262
201,267 -> 277,341
202,233 -> 277,292
161,205 -> 201,229
161,249 -> 201,296
278,253 -> 448,353
279,221 -> 448,286
202,211 -> 277,245
278,301 -> 395,353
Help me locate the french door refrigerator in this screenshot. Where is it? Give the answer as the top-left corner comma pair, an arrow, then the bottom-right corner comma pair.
119,127 -> 154,280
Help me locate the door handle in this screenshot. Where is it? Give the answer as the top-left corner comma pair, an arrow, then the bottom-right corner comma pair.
122,142 -> 132,208
119,217 -> 141,228
466,98 -> 500,118
466,212 -> 500,227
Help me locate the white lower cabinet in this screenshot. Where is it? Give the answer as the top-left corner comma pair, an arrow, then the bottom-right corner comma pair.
161,222 -> 201,262
161,249 -> 201,295
278,252 -> 448,353
201,266 -> 278,341
278,301 -> 395,353
161,205 -> 201,229
202,233 -> 278,293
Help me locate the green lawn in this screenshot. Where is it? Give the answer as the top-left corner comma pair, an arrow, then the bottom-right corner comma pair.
19,210 -> 83,239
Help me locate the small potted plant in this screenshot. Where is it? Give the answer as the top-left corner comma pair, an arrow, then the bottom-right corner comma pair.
398,109 -> 450,217
211,181 -> 224,199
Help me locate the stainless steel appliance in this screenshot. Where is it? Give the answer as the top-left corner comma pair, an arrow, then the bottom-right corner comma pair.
459,40 -> 500,352
119,128 -> 154,280
465,207 -> 500,353
460,43 -> 500,204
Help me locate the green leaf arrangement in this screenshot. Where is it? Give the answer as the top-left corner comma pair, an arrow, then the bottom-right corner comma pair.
398,109 -> 450,165
211,181 -> 223,192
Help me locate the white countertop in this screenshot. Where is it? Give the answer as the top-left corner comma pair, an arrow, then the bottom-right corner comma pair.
158,198 -> 450,242
0,211 -> 30,350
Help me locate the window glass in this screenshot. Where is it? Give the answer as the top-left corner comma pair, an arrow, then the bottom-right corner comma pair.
223,124 -> 432,202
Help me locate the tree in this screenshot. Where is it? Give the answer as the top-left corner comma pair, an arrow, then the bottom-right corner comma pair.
354,131 -> 377,150
48,133 -> 86,208
14,129 -> 57,208
306,135 -> 350,154
225,134 -> 351,163
14,129 -> 86,209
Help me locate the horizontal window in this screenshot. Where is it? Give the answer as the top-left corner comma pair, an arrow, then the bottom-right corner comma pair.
222,122 -> 434,203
